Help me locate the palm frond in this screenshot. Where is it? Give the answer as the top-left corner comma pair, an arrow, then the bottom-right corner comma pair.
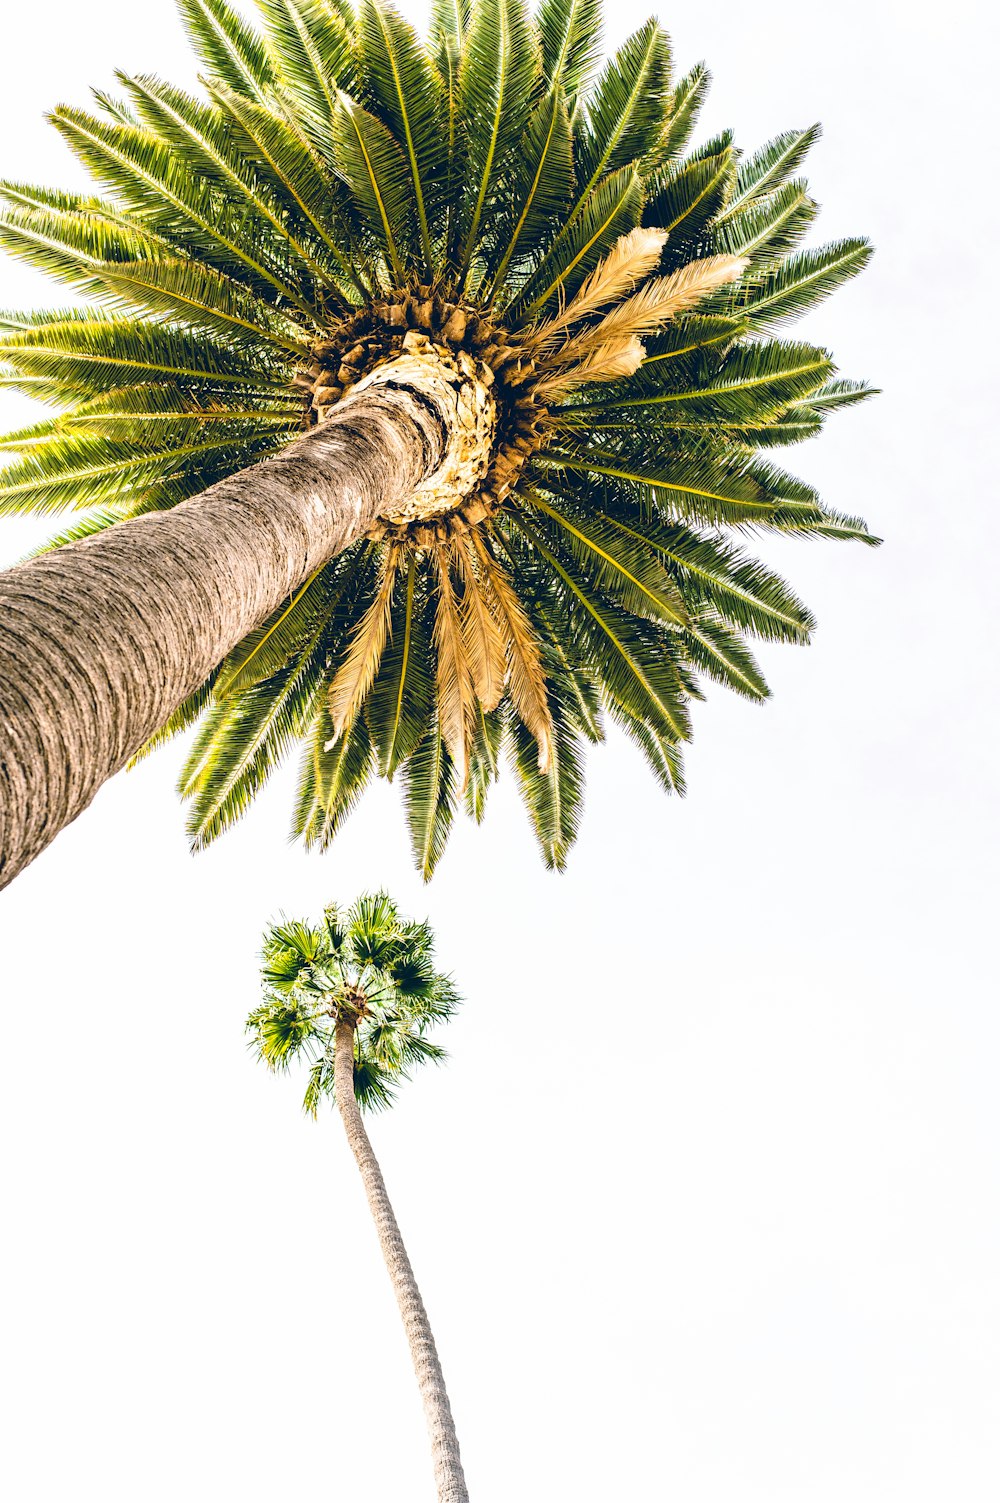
358,0 -> 447,272
479,86 -> 574,296
646,149 -> 736,251
507,163 -> 643,320
128,673 -> 219,765
327,542 -> 403,740
508,675 -> 585,869
208,89 -> 369,308
536,0 -> 603,98
464,701 -> 503,822
470,527 -> 553,771
0,314 -> 288,402
680,610 -> 769,700
454,533 -> 506,710
712,180 -> 817,262
332,90 -> 416,282
47,106 -> 319,312
260,0 -> 357,136
403,727 -> 458,880
727,238 -> 874,327
297,711 -> 375,846
546,254 -> 747,372
366,556 -> 435,776
507,510 -> 690,742
431,541 -> 477,783
455,0 -> 540,278
533,225 -> 669,342
184,597 -> 338,846
0,0 -> 875,876
659,62 -> 708,160
117,73 -> 339,298
573,19 -> 671,197
527,489 -> 688,625
580,338 -> 834,421
216,562 -> 340,696
721,124 -> 821,218
178,0 -> 275,99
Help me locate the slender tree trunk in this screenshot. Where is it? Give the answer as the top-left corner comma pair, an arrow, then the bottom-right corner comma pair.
0,373 -> 449,888
333,1018 -> 469,1503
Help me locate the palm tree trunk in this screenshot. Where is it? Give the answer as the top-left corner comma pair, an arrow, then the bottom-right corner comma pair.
0,372 -> 452,888
333,1018 -> 470,1503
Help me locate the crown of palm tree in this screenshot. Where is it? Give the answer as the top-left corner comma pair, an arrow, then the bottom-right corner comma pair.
248,891 -> 459,1113
0,0 -> 876,876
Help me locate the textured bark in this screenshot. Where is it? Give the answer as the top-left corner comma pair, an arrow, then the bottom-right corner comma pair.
0,373 -> 449,888
334,1019 -> 469,1503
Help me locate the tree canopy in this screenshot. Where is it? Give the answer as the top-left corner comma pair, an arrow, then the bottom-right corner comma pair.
0,0 -> 876,875
248,891 -> 460,1113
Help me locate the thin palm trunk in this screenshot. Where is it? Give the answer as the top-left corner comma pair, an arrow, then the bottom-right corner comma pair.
0,375 -> 449,888
333,1018 -> 469,1503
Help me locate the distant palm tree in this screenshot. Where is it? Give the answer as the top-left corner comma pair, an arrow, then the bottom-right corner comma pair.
247,891 -> 467,1502
0,0 -> 876,886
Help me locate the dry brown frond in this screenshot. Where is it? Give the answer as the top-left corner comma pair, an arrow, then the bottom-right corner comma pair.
532,227 -> 669,344
555,254 -> 749,364
533,336 -> 646,398
327,543 -> 402,741
454,534 -> 506,710
470,529 -> 553,772
432,541 -> 478,787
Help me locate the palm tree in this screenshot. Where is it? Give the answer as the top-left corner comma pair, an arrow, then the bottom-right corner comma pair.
0,0 -> 876,887
247,892 -> 467,1502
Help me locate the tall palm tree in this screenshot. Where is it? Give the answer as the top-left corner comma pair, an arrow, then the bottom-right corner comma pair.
0,0 -> 876,887
247,892 -> 467,1502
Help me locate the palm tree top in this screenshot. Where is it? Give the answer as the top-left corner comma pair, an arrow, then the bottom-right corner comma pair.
248,891 -> 460,1114
0,0 -> 877,876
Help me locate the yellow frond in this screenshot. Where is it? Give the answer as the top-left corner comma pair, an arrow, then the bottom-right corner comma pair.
454,534 -> 506,711
327,543 -> 402,741
432,542 -> 477,787
557,254 -> 749,362
532,226 -> 669,344
470,529 -> 553,773
533,336 -> 646,398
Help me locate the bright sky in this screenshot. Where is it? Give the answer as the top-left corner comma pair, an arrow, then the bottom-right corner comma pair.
1,2 -> 997,1499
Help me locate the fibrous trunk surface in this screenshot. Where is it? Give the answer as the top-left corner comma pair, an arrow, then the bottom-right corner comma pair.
333,1019 -> 470,1503
0,368 -> 458,887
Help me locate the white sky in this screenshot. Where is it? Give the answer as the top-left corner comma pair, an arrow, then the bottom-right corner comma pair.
1,1 -> 997,1498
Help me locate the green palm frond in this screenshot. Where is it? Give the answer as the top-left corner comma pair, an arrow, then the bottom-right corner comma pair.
260,0 -> 358,140
730,239 -> 874,327
714,180 -> 817,264
404,724 -> 459,880
332,89 -> 417,280
721,124 -> 821,217
0,0 -> 876,876
661,62 -> 708,160
536,0 -> 603,98
116,72 -> 341,297
296,711 -> 375,847
647,149 -> 736,251
214,558 -> 347,696
206,80 -> 370,303
480,87 -> 574,296
507,162 -> 643,319
0,314 -> 289,402
178,0 -> 276,99
366,557 -> 436,777
456,0 -> 540,278
573,19 -> 671,195
358,0 -> 447,271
